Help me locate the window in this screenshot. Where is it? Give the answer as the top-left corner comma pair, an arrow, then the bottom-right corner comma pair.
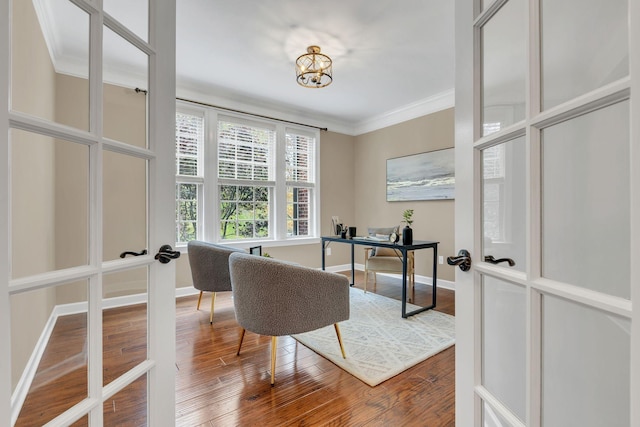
175,110 -> 204,245
286,132 -> 315,237
175,105 -> 319,246
217,119 -> 274,240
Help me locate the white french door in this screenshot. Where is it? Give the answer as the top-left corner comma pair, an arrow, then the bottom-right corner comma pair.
455,0 -> 638,425
1,0 -> 176,425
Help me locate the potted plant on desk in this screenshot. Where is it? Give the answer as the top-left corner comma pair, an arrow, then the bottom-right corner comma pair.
402,209 -> 414,245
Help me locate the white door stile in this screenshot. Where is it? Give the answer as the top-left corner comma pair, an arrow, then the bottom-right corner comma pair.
630,0 -> 640,422
147,0 -> 177,423
0,0 -> 11,422
453,0 -> 476,424
87,6 -> 105,424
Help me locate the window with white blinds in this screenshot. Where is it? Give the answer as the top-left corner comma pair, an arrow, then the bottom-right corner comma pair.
175,104 -> 320,245
176,112 -> 203,177
175,110 -> 204,244
218,119 -> 275,240
285,131 -> 315,237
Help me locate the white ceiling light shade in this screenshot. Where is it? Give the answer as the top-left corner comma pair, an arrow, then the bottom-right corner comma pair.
296,45 -> 333,88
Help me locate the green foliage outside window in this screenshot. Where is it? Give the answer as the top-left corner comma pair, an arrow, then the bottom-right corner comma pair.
220,185 -> 269,239
176,183 -> 198,243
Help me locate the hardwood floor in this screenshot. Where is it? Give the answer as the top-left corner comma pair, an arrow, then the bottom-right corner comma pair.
16,271 -> 455,426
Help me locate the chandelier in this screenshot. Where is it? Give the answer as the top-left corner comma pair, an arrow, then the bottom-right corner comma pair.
295,45 -> 333,88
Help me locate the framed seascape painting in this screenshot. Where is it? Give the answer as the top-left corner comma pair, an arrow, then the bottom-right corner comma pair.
386,148 -> 455,201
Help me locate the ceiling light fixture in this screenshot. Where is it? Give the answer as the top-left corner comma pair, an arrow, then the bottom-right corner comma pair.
296,45 -> 333,88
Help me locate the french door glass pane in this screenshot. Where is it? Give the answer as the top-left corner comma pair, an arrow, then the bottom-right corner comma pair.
542,294 -> 630,426
481,0 -> 526,136
11,0 -> 90,131
12,280 -> 89,426
103,373 -> 148,425
541,101 -> 630,299
483,401 -> 512,427
103,267 -> 148,386
482,275 -> 526,421
480,0 -> 498,14
541,0 -> 628,109
102,151 -> 147,262
482,137 -> 526,272
104,0 -> 149,42
103,26 -> 148,148
11,129 -> 89,279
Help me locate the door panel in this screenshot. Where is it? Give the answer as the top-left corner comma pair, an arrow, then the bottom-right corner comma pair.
11,0 -> 90,132
102,267 -> 148,387
102,150 -> 147,263
103,0 -> 149,43
482,275 -> 527,421
542,294 -> 630,426
541,0 -> 629,110
455,0 -> 637,424
12,280 -> 89,426
481,0 -> 526,136
482,137 -> 526,272
541,101 -> 630,299
4,0 -> 176,424
103,26 -> 148,149
10,129 -> 90,279
103,373 -> 147,425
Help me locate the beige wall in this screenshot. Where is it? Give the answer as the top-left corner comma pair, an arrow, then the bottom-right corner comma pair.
353,109 -> 456,282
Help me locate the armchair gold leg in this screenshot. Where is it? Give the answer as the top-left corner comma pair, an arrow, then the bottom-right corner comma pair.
209,292 -> 216,324
236,328 -> 246,355
334,323 -> 346,359
270,336 -> 277,386
196,291 -> 203,310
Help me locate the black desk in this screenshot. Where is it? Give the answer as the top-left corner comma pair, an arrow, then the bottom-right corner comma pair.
321,236 -> 439,318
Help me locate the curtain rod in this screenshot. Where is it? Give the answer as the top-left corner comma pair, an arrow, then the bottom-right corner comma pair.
134,88 -> 327,131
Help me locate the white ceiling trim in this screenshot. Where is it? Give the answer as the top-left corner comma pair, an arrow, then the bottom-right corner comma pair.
176,87 -> 456,137
352,89 -> 456,136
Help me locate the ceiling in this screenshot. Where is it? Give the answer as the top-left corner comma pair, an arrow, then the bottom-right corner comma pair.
35,0 -> 456,134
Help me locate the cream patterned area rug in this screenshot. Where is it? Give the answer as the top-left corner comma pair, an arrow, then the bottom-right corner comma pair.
292,288 -> 455,387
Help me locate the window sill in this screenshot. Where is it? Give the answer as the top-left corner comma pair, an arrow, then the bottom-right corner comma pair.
176,237 -> 321,253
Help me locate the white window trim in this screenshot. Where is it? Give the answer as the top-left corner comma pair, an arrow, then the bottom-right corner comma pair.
175,102 -> 321,249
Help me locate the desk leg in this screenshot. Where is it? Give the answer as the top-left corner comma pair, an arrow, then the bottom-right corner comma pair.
432,245 -> 437,308
321,241 -> 326,271
401,250 -> 408,318
350,243 -> 355,286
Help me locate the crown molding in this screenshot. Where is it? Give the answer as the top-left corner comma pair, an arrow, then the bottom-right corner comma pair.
352,89 -> 456,136
176,85 -> 356,135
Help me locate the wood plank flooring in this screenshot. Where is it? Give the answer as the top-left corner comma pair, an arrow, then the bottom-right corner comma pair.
15,271 -> 455,426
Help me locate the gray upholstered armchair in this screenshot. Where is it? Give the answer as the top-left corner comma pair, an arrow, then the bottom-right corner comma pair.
228,252 -> 350,385
187,240 -> 245,323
